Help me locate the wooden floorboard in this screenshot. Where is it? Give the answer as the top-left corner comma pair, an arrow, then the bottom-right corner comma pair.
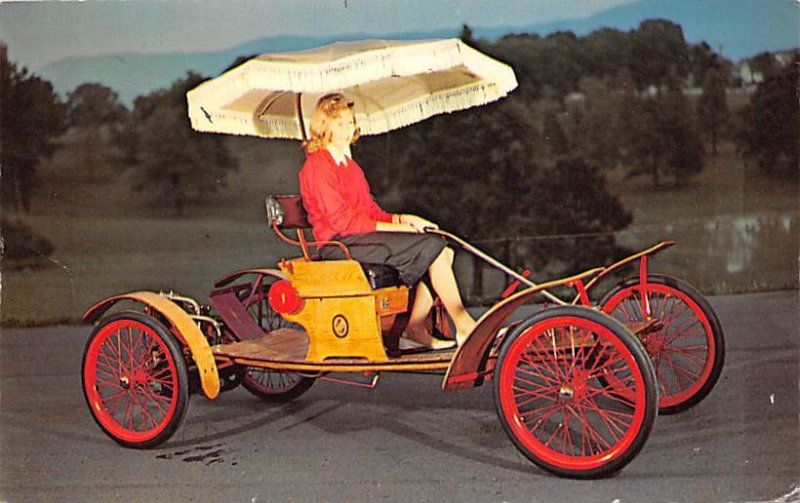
212,328 -> 455,365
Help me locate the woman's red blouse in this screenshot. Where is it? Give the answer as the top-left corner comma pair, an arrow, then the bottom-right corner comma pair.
299,149 -> 393,242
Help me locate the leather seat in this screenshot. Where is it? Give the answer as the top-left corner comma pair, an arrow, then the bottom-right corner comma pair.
266,195 -> 403,290
361,263 -> 402,290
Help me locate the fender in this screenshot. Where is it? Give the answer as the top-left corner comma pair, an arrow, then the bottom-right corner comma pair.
580,241 -> 675,299
442,268 -> 604,391
213,268 -> 285,288
83,291 -> 220,400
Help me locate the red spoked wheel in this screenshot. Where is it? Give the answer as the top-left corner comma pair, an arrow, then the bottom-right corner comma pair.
494,306 -> 658,479
601,274 -> 725,415
82,311 -> 189,448
240,282 -> 315,401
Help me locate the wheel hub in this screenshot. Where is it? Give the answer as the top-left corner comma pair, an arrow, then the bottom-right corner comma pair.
643,333 -> 667,356
559,372 -> 589,402
119,375 -> 131,390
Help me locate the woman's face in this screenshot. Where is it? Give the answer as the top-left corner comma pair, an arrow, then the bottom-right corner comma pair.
328,109 -> 357,147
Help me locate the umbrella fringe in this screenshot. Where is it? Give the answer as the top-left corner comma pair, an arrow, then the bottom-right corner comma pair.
190,80 -> 511,140
187,38 -> 518,140
246,39 -> 468,94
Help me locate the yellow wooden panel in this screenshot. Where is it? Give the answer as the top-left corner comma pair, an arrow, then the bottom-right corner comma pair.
285,296 -> 388,362
280,259 -> 373,297
374,286 -> 409,317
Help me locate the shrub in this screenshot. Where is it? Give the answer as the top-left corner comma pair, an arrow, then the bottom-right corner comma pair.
1,218 -> 55,260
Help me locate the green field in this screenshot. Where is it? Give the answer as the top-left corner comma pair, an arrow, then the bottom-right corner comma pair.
2,136 -> 797,326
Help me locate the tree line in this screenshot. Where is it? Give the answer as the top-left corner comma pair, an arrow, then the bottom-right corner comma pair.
355,21 -> 798,286
1,67 -> 236,215
1,20 -> 796,226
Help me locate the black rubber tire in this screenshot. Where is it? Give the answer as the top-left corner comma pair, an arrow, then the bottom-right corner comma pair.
600,274 -> 725,415
242,369 -> 315,402
82,311 -> 189,448
240,282 -> 315,402
493,306 -> 658,479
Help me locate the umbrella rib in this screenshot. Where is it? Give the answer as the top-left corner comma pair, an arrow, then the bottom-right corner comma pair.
258,90 -> 292,119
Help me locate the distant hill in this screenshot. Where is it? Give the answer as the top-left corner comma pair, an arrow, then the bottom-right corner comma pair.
35,31 -> 454,106
35,0 -> 798,106
489,0 -> 798,59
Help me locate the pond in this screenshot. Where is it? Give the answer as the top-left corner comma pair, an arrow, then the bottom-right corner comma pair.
455,210 -> 798,303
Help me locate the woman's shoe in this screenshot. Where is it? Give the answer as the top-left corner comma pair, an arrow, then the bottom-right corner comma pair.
399,337 -> 456,352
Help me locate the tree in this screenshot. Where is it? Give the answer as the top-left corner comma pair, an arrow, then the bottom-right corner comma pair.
0,60 -> 65,211
736,52 -> 799,178
627,20 -> 690,92
522,157 -> 631,271
697,66 -> 729,155
1,217 -> 54,260
566,73 -> 634,170
65,83 -> 128,177
621,86 -> 704,188
459,24 -> 476,46
492,31 -> 585,100
748,52 -> 781,80
581,28 -> 630,79
119,72 -> 238,215
358,95 -> 630,298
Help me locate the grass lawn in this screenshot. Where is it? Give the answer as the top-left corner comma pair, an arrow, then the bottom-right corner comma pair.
2,137 -> 797,325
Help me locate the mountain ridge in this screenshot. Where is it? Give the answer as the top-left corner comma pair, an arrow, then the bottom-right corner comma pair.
34,0 -> 798,105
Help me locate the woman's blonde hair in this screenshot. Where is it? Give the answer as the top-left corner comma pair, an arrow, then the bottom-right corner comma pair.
305,93 -> 360,153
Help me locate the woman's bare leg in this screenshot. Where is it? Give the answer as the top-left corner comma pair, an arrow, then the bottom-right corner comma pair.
403,282 -> 454,348
429,247 -> 476,344
406,281 -> 433,332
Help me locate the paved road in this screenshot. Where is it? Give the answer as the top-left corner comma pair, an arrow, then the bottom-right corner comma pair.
1,291 -> 798,503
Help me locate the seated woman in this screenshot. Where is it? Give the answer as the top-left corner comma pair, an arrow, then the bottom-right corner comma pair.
299,93 -> 476,349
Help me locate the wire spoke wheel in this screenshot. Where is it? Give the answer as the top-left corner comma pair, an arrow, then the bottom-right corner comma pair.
494,307 -> 657,479
240,281 -> 315,401
82,312 -> 188,448
601,274 -> 725,414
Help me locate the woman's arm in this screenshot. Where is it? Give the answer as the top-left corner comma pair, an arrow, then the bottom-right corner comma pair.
400,214 -> 438,231
375,217 -> 418,233
374,213 -> 438,233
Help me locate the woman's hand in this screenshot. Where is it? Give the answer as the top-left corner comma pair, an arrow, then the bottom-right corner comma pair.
376,220 -> 420,233
400,214 -> 438,232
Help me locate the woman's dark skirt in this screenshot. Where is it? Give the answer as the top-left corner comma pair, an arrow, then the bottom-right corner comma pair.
319,232 -> 446,287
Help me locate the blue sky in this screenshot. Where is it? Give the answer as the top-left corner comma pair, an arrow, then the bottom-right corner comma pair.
0,0 -> 636,69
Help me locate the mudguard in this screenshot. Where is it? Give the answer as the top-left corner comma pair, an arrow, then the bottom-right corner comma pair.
213,268 -> 285,288
581,241 -> 675,297
442,268 -> 604,391
83,291 -> 220,400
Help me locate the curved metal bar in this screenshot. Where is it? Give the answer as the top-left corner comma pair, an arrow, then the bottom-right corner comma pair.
425,228 -> 565,305
575,240 -> 676,303
213,268 -> 286,289
270,222 -> 352,260
442,267 -> 605,391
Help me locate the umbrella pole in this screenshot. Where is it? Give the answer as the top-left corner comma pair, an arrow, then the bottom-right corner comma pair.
296,93 -> 308,143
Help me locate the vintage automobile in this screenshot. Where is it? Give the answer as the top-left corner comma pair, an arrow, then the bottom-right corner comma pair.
81,194 -> 724,479
81,38 -> 724,479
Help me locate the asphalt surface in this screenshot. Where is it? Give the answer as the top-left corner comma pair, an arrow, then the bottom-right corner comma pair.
1,290 -> 798,503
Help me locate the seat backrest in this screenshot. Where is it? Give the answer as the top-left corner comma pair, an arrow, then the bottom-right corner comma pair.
265,195 -> 310,229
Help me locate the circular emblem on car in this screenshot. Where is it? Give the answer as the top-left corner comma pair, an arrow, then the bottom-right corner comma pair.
331,314 -> 349,338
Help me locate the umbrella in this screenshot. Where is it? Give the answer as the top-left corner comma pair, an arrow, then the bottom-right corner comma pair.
186,38 -> 517,140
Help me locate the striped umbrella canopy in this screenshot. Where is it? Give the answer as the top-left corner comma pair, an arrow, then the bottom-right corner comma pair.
186,38 -> 518,140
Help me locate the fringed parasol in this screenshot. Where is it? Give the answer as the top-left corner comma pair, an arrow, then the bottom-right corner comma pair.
186,38 -> 517,140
